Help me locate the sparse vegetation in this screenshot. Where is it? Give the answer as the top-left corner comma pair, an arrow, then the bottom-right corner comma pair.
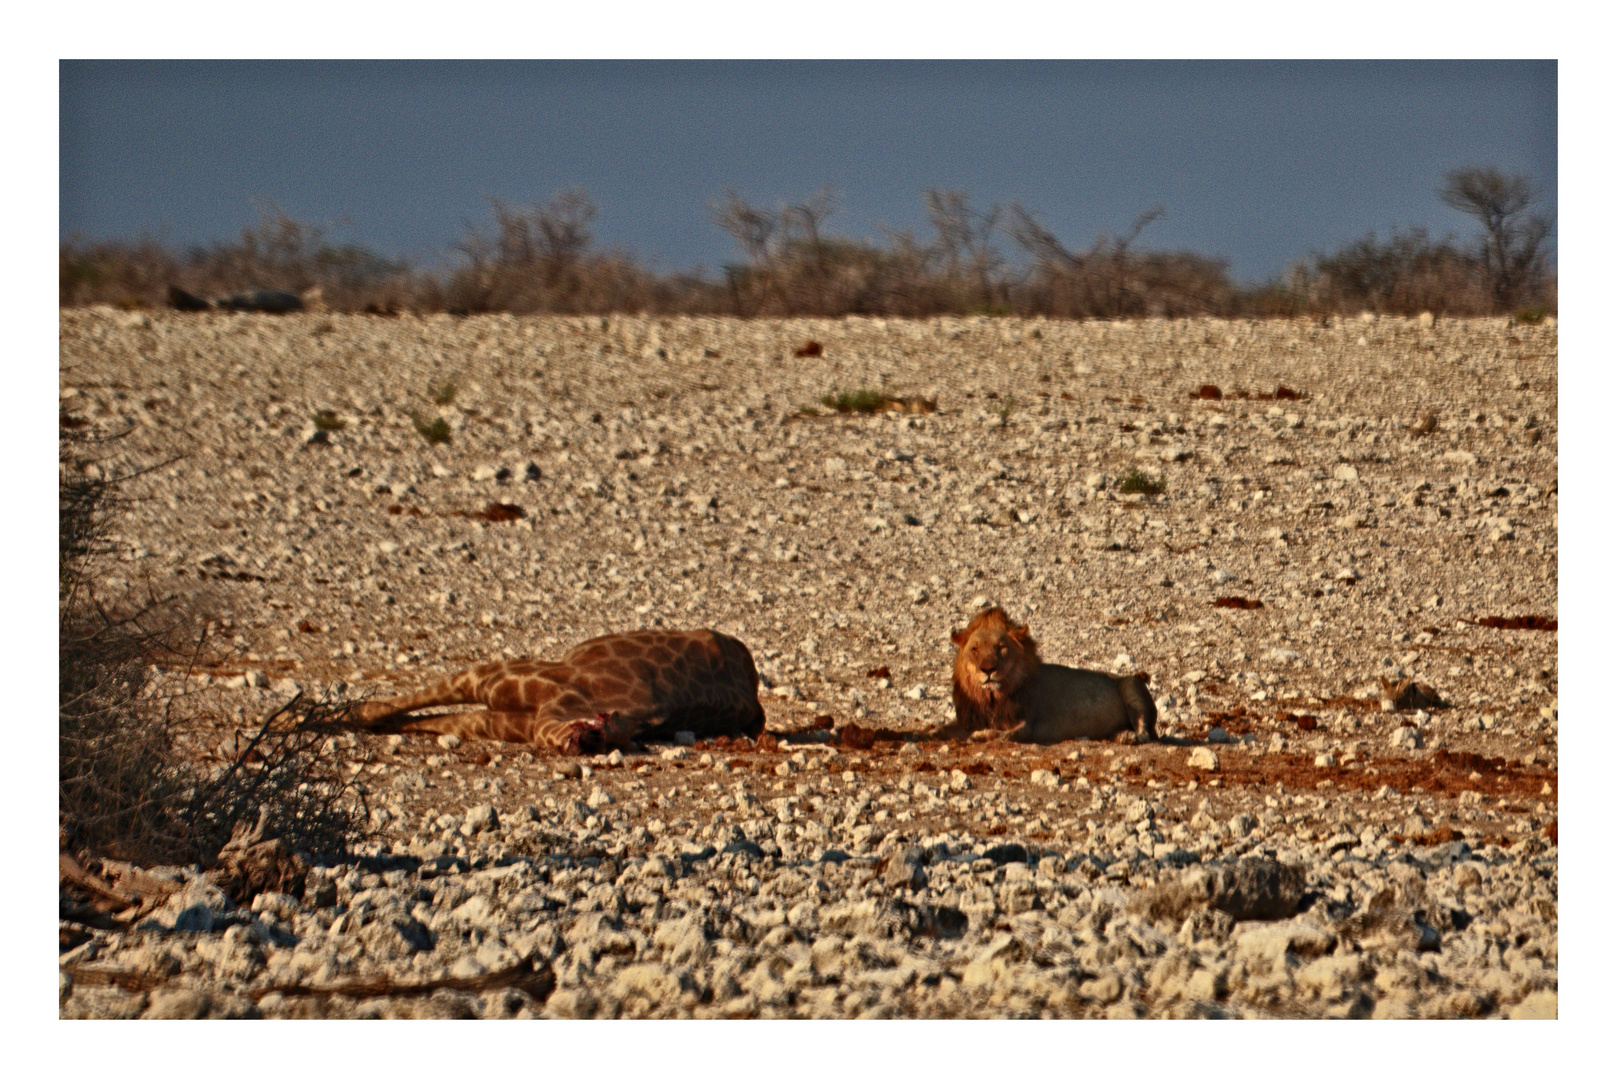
59,418 -> 364,868
60,203 -> 415,312
311,410 -> 346,431
410,411 -> 453,445
821,388 -> 888,414
1117,468 -> 1166,496
427,379 -> 459,407
995,395 -> 1018,429
60,171 -> 1554,318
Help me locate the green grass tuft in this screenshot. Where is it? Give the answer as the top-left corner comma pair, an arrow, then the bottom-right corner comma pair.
428,379 -> 459,406
312,410 -> 346,432
821,388 -> 887,414
409,411 -> 453,445
1117,468 -> 1166,496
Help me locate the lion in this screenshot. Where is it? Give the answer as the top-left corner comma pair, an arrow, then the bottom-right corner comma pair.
933,606 -> 1157,744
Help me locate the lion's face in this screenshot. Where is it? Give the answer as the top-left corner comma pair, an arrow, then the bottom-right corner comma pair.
951,607 -> 1040,705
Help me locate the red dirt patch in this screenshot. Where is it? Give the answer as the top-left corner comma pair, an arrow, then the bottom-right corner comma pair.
793,340 -> 824,358
1213,596 -> 1264,610
1471,615 -> 1557,631
386,502 -> 527,523
1189,384 -> 1306,402
461,503 -> 526,523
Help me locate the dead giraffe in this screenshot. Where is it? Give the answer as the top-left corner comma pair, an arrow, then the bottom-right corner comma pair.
346,628 -> 766,754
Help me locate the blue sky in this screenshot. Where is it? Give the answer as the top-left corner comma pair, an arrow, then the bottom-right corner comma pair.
60,60 -> 1556,285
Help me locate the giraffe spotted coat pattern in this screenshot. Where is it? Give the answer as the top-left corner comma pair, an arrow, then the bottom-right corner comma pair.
346,629 -> 766,754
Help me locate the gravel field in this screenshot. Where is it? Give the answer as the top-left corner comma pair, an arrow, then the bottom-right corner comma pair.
59,308 -> 1557,1019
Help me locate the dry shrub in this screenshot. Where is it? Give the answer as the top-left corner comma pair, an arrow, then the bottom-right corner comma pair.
60,203 -> 418,313
1008,204 -> 1236,319
60,179 -> 1555,319
1298,227 -> 1493,316
59,419 -> 365,868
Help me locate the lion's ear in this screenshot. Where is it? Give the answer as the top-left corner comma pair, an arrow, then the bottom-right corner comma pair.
951,627 -> 970,647
1009,625 -> 1037,652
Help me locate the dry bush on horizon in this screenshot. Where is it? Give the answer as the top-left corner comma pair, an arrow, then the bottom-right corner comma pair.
60,172 -> 1556,320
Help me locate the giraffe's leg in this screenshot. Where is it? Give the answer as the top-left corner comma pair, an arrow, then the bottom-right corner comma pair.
347,673 -> 481,725
397,710 -> 538,744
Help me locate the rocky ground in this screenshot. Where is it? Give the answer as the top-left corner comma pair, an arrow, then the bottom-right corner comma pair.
58,308 -> 1557,1019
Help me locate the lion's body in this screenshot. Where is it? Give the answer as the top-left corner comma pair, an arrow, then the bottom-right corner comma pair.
345,628 -> 766,754
939,607 -> 1156,744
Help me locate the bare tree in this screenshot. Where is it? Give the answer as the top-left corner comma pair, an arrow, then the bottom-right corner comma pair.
783,188 -> 838,276
1438,166 -> 1553,311
711,188 -> 844,313
1008,204 -> 1168,317
713,190 -> 778,266
924,190 -> 1003,309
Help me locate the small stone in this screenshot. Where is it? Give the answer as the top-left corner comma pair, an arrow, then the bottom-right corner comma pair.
1509,991 -> 1557,1020
1333,464 -> 1359,482
1389,726 -> 1424,751
462,803 -> 498,833
450,955 -> 488,978
1188,747 -> 1220,771
1314,752 -> 1337,767
883,847 -> 928,890
437,734 -> 463,750
142,987 -> 213,1019
1207,728 -> 1231,744
673,731 -> 697,746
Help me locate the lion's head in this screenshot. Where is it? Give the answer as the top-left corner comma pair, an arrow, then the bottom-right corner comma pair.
950,607 -> 1042,730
